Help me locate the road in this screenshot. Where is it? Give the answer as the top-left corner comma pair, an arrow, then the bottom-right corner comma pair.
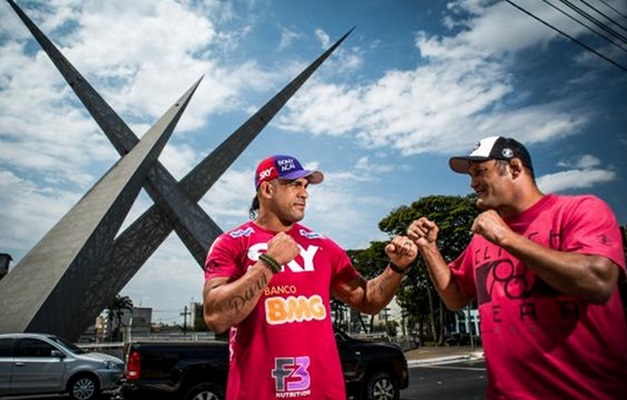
402,359 -> 487,400
5,360 -> 487,400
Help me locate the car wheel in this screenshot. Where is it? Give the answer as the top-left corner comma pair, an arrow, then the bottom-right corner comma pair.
184,382 -> 224,400
68,374 -> 100,400
362,370 -> 399,400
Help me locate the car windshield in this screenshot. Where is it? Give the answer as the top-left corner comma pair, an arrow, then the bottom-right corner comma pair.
48,335 -> 87,354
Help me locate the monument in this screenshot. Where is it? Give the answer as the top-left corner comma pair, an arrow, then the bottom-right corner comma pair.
0,0 -> 351,340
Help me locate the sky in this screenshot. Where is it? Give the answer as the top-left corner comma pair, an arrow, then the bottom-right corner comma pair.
1,0 -> 626,325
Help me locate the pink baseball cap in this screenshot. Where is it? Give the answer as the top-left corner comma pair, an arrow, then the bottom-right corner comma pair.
254,155 -> 324,189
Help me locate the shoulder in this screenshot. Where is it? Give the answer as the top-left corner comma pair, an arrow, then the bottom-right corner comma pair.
293,224 -> 345,250
210,222 -> 256,252
224,223 -> 257,239
293,224 -> 326,241
547,194 -> 621,237
550,194 -> 615,214
550,193 -> 605,205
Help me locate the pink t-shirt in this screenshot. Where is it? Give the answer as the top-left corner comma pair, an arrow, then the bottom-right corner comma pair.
450,194 -> 627,399
205,221 -> 359,400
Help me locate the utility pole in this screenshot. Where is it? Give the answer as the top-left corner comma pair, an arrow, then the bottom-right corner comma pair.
180,306 -> 190,336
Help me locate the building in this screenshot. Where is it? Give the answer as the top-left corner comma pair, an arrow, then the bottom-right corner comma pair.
451,306 -> 480,336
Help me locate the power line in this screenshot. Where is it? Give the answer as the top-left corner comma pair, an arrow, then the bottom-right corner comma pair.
504,0 -> 627,73
540,0 -> 627,54
556,0 -> 627,46
598,0 -> 627,22
578,0 -> 627,34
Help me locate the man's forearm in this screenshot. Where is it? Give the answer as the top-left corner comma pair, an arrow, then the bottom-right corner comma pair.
420,244 -> 470,310
203,264 -> 273,333
499,233 -> 619,303
362,266 -> 405,314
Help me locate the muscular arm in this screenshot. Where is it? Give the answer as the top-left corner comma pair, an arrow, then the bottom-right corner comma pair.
408,217 -> 473,311
419,242 -> 473,310
203,231 -> 299,333
203,263 -> 273,334
474,209 -> 620,304
497,232 -> 620,303
332,266 -> 405,315
332,236 -> 419,314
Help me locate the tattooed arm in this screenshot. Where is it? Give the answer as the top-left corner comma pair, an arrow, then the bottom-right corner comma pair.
203,232 -> 299,333
203,265 -> 273,333
333,268 -> 405,315
332,235 -> 418,315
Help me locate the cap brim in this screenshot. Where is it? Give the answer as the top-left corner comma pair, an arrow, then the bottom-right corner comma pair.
280,170 -> 324,184
449,156 -> 491,174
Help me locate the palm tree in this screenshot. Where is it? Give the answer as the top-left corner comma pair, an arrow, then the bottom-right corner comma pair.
107,295 -> 133,341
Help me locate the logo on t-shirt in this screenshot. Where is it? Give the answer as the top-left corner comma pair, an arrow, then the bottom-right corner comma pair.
299,229 -> 324,239
272,356 -> 311,398
265,295 -> 326,325
229,227 -> 255,238
247,243 -> 319,273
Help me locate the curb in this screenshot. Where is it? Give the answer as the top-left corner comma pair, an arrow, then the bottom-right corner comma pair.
408,351 -> 484,367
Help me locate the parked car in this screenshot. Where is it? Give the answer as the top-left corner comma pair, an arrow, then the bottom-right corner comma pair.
119,328 -> 408,400
0,332 -> 124,400
444,332 -> 481,347
335,328 -> 409,400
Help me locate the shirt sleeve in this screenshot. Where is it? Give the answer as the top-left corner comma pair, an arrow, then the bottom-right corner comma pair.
204,234 -> 244,281
449,244 -> 478,298
329,242 -> 360,290
561,196 -> 626,270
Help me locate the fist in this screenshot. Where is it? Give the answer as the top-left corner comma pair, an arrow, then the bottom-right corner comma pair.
266,232 -> 299,266
385,235 -> 418,268
471,210 -> 511,245
407,217 -> 438,245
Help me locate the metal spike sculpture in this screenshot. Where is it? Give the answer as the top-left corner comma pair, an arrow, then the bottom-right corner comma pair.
0,80 -> 201,339
1,0 -> 351,340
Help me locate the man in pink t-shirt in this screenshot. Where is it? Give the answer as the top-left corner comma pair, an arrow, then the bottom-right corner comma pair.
407,136 -> 627,399
203,154 -> 418,400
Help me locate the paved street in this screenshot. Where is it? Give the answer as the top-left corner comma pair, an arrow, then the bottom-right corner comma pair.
402,359 -> 487,400
4,351 -> 487,400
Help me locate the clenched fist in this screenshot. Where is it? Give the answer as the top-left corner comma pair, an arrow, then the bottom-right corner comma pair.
266,232 -> 300,266
407,217 -> 438,247
472,210 -> 512,246
385,235 -> 418,268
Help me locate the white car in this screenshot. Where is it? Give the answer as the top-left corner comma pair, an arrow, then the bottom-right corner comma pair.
0,333 -> 124,400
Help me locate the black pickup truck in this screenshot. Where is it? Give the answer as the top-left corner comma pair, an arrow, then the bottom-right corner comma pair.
119,328 -> 408,400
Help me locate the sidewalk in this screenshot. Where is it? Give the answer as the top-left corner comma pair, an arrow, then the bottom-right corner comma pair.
405,345 -> 484,366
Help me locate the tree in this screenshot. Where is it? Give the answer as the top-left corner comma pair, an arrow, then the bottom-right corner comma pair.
107,294 -> 133,342
347,242 -> 390,333
377,194 -> 480,345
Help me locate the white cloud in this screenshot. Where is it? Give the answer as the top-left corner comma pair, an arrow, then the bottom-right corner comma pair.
537,168 -> 617,193
278,26 -> 301,50
2,0 -> 624,324
540,154 -> 616,193
557,154 -> 601,169
0,170 -> 80,258
315,28 -> 331,48
273,1 -> 606,159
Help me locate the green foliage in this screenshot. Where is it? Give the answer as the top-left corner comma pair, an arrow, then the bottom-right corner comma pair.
385,320 -> 399,337
347,241 -> 389,280
107,294 -> 133,342
350,194 -> 480,343
378,194 -> 479,260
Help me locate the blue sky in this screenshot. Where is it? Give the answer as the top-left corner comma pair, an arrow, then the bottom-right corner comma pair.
1,0 -> 626,324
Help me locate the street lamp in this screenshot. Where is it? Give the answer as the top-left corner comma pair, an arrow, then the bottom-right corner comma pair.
0,253 -> 12,280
